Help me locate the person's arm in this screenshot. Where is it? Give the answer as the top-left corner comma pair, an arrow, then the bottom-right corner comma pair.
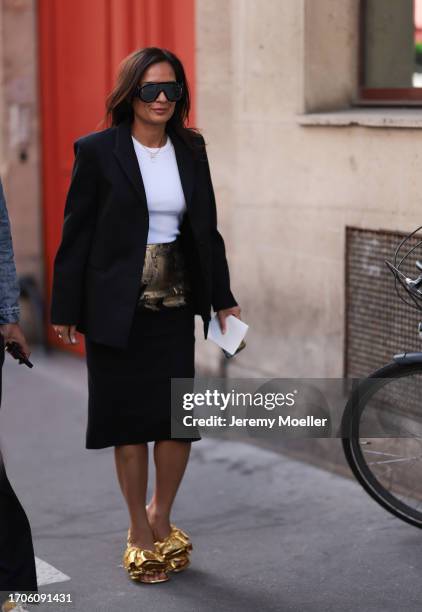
198,136 -> 239,312
51,138 -> 98,329
0,180 -> 30,356
0,181 -> 20,324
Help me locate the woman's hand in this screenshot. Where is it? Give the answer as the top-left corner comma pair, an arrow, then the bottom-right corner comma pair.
216,305 -> 241,334
53,324 -> 78,345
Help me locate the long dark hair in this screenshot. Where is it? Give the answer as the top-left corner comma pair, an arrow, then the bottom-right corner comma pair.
105,47 -> 204,157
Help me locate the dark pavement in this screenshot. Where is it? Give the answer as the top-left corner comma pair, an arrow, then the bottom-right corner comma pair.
1,348 -> 422,612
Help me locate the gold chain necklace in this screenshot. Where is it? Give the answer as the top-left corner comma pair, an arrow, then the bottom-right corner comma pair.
137,132 -> 167,162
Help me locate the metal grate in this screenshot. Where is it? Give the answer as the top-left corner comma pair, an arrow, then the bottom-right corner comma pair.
345,226 -> 422,379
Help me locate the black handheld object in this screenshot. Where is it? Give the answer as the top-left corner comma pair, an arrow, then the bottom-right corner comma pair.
5,341 -> 33,368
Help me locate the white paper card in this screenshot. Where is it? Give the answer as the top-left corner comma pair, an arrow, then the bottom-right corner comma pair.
208,314 -> 249,355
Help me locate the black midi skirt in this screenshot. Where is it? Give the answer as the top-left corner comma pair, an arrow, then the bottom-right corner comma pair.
85,302 -> 201,449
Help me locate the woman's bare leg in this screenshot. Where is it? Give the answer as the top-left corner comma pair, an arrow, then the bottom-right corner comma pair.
146,440 -> 191,540
114,443 -> 167,582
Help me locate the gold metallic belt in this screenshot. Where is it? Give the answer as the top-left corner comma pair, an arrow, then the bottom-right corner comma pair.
137,238 -> 193,311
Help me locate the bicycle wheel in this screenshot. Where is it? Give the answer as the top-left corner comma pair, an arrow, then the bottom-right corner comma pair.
342,361 -> 422,527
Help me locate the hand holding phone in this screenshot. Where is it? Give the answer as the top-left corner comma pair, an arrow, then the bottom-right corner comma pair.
5,341 -> 33,368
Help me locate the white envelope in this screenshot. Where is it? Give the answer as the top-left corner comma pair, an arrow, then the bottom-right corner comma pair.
208,314 -> 249,355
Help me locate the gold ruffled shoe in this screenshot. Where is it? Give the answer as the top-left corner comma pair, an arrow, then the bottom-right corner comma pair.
2,602 -> 29,612
154,524 -> 193,573
123,530 -> 169,584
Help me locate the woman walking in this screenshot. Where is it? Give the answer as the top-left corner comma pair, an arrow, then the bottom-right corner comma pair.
51,47 -> 241,584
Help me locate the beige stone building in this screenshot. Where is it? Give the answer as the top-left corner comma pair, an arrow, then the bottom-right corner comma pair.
201,0 -> 422,381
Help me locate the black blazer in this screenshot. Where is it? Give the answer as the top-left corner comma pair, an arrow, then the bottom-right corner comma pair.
50,119 -> 238,349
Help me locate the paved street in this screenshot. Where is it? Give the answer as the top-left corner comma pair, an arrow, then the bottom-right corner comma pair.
1,348 -> 422,612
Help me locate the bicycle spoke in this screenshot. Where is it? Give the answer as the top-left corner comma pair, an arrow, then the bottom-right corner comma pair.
366,456 -> 422,465
362,449 -> 404,458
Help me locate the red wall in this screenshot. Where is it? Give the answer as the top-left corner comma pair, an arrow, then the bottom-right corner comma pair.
38,0 -> 196,354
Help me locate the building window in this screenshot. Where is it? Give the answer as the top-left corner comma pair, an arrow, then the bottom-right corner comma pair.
359,0 -> 422,104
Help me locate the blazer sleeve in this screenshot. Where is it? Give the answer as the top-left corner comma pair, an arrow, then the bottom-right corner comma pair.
0,180 -> 20,324
50,138 -> 98,325
199,136 -> 238,312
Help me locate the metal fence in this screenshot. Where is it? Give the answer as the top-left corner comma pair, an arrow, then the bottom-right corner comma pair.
345,226 -> 422,379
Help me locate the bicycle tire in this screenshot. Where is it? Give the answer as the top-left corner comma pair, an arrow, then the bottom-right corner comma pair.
342,361 -> 422,528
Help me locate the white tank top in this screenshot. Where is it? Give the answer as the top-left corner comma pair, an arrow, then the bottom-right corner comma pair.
131,134 -> 187,244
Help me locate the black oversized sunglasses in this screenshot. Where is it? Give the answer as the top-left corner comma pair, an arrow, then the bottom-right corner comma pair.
134,81 -> 183,103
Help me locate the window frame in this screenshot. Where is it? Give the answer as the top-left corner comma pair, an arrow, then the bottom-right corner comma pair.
358,0 -> 422,105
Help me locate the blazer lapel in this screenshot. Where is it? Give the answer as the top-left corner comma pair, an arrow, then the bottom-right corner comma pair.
113,119 -> 148,210
167,124 -> 195,213
113,118 -> 195,213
